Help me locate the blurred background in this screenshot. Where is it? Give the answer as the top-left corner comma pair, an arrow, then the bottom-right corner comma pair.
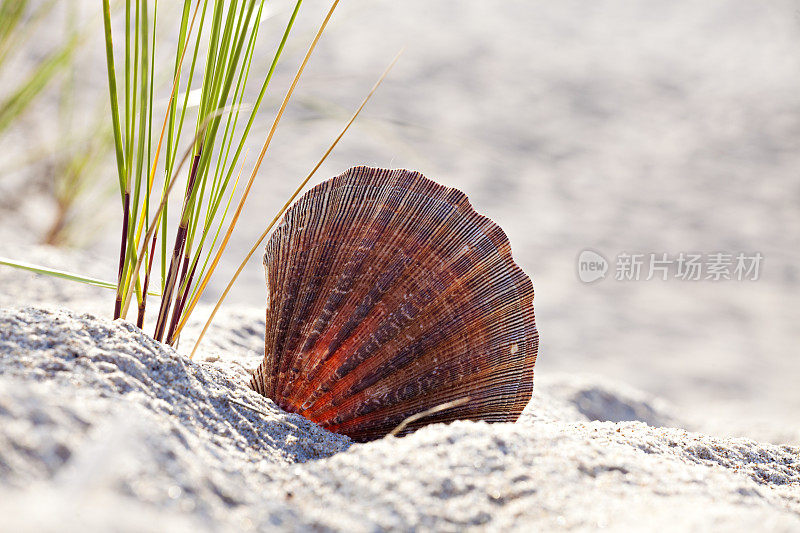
1,0 -> 799,442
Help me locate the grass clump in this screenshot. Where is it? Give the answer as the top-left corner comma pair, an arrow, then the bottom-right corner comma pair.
0,1 -> 112,246
103,0 -> 397,351
103,0 -> 311,339
1,0 -> 398,353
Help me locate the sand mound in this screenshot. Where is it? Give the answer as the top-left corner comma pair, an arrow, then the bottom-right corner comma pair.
1,306 -> 798,531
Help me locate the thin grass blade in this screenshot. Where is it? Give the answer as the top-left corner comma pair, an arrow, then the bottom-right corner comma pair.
0,257 -> 160,296
181,50 -> 403,355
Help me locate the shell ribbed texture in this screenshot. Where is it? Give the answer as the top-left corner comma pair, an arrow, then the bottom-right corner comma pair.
250,167 -> 538,442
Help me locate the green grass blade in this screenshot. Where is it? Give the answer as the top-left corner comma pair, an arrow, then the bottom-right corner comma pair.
0,32 -> 78,135
102,0 -> 126,194
0,257 -> 161,297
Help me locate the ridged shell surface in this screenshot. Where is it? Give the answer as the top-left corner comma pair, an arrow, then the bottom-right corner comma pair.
250,167 -> 538,442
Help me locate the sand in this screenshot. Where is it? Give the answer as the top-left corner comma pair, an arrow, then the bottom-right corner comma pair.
1,293 -> 799,531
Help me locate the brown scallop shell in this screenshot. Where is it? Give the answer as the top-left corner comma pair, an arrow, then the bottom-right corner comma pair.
250,166 -> 538,442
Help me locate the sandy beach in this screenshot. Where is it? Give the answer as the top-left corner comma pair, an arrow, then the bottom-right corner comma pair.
0,252 -> 799,531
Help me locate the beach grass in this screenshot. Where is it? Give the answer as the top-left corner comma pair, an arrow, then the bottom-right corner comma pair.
101,0 -> 322,340
0,1 -> 111,245
1,0 -> 398,351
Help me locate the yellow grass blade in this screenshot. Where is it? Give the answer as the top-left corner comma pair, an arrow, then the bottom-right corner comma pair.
164,0 -> 344,342
182,146 -> 250,311
388,398 -> 471,437
164,149 -> 249,347
119,109 -> 230,318
181,50 -> 404,358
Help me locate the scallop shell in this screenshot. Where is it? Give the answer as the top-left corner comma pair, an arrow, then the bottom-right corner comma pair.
250,166 -> 538,442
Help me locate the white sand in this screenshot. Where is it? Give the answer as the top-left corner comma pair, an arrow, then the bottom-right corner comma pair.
1,301 -> 798,531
